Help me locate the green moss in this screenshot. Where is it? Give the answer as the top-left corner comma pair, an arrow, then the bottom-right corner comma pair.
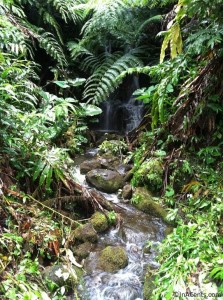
73,223 -> 98,243
133,187 -> 171,224
143,266 -> 156,300
99,246 -> 128,272
90,212 -> 109,233
73,242 -> 92,259
132,158 -> 163,192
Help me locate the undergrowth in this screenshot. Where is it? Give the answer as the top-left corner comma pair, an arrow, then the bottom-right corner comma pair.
0,195 -> 82,300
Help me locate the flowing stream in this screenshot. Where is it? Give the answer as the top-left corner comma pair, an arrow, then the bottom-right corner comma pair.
72,149 -> 166,300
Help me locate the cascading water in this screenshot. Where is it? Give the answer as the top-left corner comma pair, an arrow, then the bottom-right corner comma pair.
93,76 -> 144,133
78,200 -> 165,300
71,150 -> 166,300
121,97 -> 144,133
68,142 -> 168,300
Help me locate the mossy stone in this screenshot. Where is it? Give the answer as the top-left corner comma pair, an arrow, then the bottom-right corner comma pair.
86,169 -> 124,193
73,223 -> 98,243
73,242 -> 93,259
80,159 -> 101,174
98,246 -> 128,272
143,266 -> 156,300
90,211 -> 109,233
133,187 -> 171,224
44,264 -> 83,287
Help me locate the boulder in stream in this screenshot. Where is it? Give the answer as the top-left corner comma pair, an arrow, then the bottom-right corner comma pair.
80,159 -> 101,174
122,184 -> 133,199
133,187 -> 169,224
86,169 -> 124,193
73,241 -> 93,259
73,223 -> 98,243
43,264 -> 82,287
90,211 -> 109,233
98,246 -> 128,272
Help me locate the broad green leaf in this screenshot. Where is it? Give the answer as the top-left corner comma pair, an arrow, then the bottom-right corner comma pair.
53,81 -> 70,88
68,78 -> 86,87
39,164 -> 50,187
46,166 -> 53,190
33,159 -> 46,181
79,103 -> 102,116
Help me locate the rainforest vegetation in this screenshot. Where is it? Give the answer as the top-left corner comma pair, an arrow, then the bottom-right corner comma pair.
1,0 -> 223,299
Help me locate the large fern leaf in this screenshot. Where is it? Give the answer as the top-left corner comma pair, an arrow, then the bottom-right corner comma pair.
83,51 -> 143,104
39,32 -> 67,67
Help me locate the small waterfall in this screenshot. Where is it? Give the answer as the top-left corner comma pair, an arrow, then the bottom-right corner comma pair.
94,96 -> 144,133
121,96 -> 144,133
92,76 -> 144,133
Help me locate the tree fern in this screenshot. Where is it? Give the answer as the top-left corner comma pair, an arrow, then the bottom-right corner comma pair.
83,51 -> 143,104
38,8 -> 63,44
39,32 -> 67,67
48,0 -> 84,24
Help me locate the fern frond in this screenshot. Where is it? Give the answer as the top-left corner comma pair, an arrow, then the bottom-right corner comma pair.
138,15 -> 163,33
48,0 -> 84,23
39,32 -> 67,67
67,41 -> 93,61
38,8 -> 63,44
186,24 -> 223,55
0,19 -> 33,56
83,52 -> 143,104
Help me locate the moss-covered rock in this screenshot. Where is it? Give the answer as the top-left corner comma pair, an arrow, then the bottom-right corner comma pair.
73,242 -> 93,259
90,211 -> 109,233
80,159 -> 101,174
133,187 -> 170,224
43,263 -> 83,287
143,266 -> 156,300
122,184 -> 133,199
73,223 -> 98,243
133,158 -> 163,192
98,246 -> 128,272
86,169 -> 124,193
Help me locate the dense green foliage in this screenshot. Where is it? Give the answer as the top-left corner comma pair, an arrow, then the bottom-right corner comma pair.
1,0 -> 223,299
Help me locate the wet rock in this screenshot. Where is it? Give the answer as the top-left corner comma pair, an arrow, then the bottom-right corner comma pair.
122,184 -> 133,199
73,223 -> 98,243
80,159 -> 101,174
90,211 -> 109,233
133,187 -> 169,224
86,169 -> 124,193
99,154 -> 120,170
73,242 -> 93,259
98,246 -> 128,272
43,264 -> 81,287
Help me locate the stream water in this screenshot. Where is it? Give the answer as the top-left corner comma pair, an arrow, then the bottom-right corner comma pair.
72,149 -> 166,300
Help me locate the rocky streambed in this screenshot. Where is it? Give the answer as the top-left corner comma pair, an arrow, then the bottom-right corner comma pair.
68,145 -> 171,300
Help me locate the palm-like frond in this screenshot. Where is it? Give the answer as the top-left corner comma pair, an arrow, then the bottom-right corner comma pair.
39,32 -> 67,67
83,51 -> 143,104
